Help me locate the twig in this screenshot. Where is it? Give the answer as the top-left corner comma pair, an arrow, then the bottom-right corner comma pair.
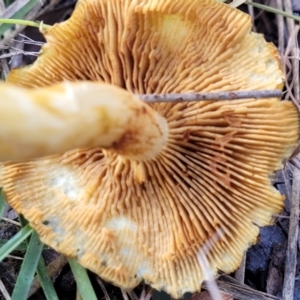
282,164 -> 300,300
0,279 -> 11,300
140,90 -> 282,103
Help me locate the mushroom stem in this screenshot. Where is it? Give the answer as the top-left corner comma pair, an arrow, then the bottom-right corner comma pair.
0,81 -> 168,161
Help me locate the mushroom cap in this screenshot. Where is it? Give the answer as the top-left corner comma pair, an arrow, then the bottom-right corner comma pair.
1,0 -> 299,298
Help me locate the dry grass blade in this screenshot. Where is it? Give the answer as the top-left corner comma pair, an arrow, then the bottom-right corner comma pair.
281,2 -> 300,298
283,163 -> 300,300
234,253 -> 246,283
247,0 -> 256,32
138,285 -> 153,300
9,35 -> 25,69
127,291 -> 139,300
12,33 -> 44,46
203,276 -> 282,300
7,255 -> 23,260
1,217 -> 20,226
143,289 -> 153,300
121,289 -> 130,300
0,49 -> 38,59
0,0 -> 5,14
229,0 -> 247,8
0,0 -> 33,18
197,228 -> 225,300
95,276 -> 111,300
283,26 -> 300,103
0,279 -> 11,300
276,0 -> 284,55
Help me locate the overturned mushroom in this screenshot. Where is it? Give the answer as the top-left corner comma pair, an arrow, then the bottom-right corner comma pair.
1,0 -> 299,298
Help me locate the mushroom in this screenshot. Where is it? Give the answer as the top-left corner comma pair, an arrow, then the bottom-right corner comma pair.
1,0 -> 299,298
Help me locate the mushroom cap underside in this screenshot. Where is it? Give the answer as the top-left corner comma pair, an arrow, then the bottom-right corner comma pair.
7,0 -> 283,93
1,96 -> 299,298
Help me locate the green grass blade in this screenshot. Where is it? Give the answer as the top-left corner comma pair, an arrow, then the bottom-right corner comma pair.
36,257 -> 59,300
0,0 -> 46,35
0,224 -> 33,262
17,215 -> 59,299
0,18 -> 50,29
11,231 -> 43,300
0,239 -> 27,251
18,214 -> 28,228
68,258 -> 97,300
0,189 -> 6,219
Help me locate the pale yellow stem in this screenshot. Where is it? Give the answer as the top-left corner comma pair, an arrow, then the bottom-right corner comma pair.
0,81 -> 168,161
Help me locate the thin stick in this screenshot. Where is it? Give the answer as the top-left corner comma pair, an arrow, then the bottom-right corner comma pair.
140,90 -> 282,103
283,166 -> 300,300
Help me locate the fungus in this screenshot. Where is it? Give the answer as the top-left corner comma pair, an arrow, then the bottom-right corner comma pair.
1,0 -> 299,298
